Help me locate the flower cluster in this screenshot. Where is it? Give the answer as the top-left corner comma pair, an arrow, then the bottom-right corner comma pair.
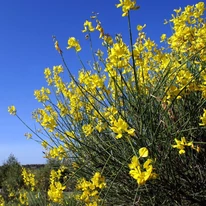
76,172 -> 106,206
22,168 -> 36,191
82,20 -> 95,33
34,87 -> 51,103
110,117 -> 135,139
129,147 -> 157,185
48,167 -> 66,204
172,137 -> 200,154
46,145 -> 67,160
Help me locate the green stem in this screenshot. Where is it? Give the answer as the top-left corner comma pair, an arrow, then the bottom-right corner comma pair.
128,12 -> 138,92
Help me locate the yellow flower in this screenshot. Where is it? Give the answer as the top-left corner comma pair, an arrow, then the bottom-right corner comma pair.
48,181 -> 66,203
41,140 -> 48,149
143,158 -> 153,170
174,7 -> 181,14
116,0 -> 140,17
48,146 -> 67,160
128,156 -> 140,169
137,24 -> 146,31
67,37 -> 81,52
82,124 -> 93,137
96,22 -> 104,38
200,109 -> 206,126
91,172 -> 106,188
110,117 -> 135,139
172,137 -> 193,154
76,172 -> 106,205
127,128 -> 135,136
129,156 -> 156,186
160,34 -> 166,42
108,38 -> 130,69
22,168 -> 36,191
195,2 -> 205,16
8,105 -> 16,115
44,67 -> 52,79
82,20 -> 95,32
191,144 -> 201,153
34,87 -> 50,103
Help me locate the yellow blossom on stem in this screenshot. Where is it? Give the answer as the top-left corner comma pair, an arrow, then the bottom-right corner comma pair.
48,146 -> 67,160
174,7 -> 181,14
172,137 -> 194,154
44,67 -> 52,78
8,105 -> 16,115
116,0 -> 140,17
67,37 -> 81,52
41,140 -> 48,149
191,144 -> 201,153
34,87 -> 51,103
108,38 -> 130,69
22,168 -> 36,191
199,109 -> 206,126
91,172 -> 106,189
129,154 -> 157,186
76,172 -> 106,205
82,20 -> 95,32
82,124 -> 93,137
48,181 -> 66,203
137,24 -> 146,31
110,117 -> 135,139
160,34 -> 166,42
96,22 -> 104,38
47,167 -> 67,204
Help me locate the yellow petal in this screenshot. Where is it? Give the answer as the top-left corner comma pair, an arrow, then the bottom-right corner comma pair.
127,128 -> 135,136
139,147 -> 148,158
179,149 -> 185,154
137,24 -> 146,31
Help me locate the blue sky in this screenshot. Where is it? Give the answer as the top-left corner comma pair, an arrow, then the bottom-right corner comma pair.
0,0 -> 202,165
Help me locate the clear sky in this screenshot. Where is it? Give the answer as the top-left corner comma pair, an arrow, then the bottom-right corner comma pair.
0,0 -> 202,165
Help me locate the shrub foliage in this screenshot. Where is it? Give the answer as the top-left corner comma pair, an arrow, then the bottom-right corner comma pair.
7,1 -> 206,205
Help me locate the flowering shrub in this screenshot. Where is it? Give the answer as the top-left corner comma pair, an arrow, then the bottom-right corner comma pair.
76,172 -> 106,206
22,168 -> 36,191
8,1 -> 206,205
